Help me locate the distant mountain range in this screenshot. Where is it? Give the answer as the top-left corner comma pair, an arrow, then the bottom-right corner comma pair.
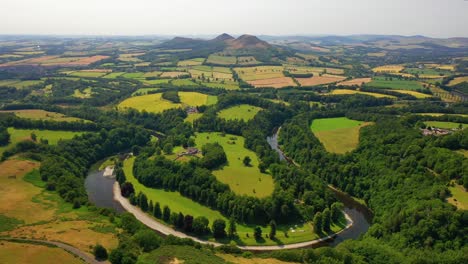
159,33 -> 271,50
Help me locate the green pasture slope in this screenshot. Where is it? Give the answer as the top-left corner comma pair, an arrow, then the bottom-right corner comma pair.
367,77 -> 424,90
217,104 -> 262,121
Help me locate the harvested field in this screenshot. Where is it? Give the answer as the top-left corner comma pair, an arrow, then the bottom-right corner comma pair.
296,75 -> 346,86
338,78 -> 372,86
248,77 -> 296,88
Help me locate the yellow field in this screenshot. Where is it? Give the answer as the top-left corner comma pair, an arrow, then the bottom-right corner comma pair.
448,76 -> 468,86
390,89 -> 432,98
0,241 -> 83,264
118,92 -> 217,113
118,53 -> 144,62
372,65 -> 404,73
218,254 -> 297,264
284,65 -> 344,75
0,159 -> 50,224
0,158 -> 118,255
177,58 -> 205,66
0,109 -> 85,122
329,89 -> 395,98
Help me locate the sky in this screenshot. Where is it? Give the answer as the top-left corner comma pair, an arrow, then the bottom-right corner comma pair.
1,0 -> 467,38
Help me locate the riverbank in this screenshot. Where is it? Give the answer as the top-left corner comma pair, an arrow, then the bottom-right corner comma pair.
112,181 -> 354,251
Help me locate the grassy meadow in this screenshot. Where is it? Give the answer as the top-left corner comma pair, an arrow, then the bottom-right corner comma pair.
0,128 -> 83,155
329,89 -> 395,98
118,92 -> 217,113
124,156 -> 341,246
194,132 -> 274,198
367,77 -> 424,90
0,158 -> 118,254
447,182 -> 468,210
311,117 -> 371,154
217,104 -> 262,121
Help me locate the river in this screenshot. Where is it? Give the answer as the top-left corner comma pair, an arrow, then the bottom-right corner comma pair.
266,128 -> 372,246
84,169 -> 124,213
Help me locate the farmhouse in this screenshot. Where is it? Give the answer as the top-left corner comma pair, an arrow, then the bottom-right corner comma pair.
421,128 -> 452,136
177,147 -> 200,157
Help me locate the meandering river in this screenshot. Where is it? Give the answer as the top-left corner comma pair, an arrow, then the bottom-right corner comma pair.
267,128 -> 372,246
85,128 -> 372,248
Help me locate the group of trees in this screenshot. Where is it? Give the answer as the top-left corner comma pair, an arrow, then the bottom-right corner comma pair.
0,125 -> 9,146
313,202 -> 344,233
280,112 -> 468,253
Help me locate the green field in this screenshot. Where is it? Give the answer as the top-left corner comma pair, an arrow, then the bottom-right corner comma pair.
403,68 -> 450,77
447,182 -> 468,210
311,117 -> 370,154
367,77 -> 424,90
194,132 -> 274,198
171,79 -> 200,87
68,71 -> 107,78
124,156 -> 340,245
0,79 -> 44,89
103,72 -> 125,78
118,92 -> 217,113
424,121 -> 465,129
206,54 -> 237,65
124,157 -> 226,221
218,104 -> 262,121
0,128 -> 83,155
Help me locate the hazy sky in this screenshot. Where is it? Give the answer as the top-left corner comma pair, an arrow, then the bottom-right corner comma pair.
1,0 -> 467,37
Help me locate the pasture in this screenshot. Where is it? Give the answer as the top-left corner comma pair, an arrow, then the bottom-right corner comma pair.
0,55 -> 108,67
447,182 -> 468,210
68,70 -> 109,78
311,117 -> 371,154
0,241 -> 83,264
329,89 -> 395,98
424,121 -> 465,129
296,75 -> 346,87
206,54 -> 237,65
217,104 -> 262,121
194,132 -> 274,198
118,92 -> 217,113
0,128 -> 83,155
0,109 -> 85,122
367,77 -> 424,90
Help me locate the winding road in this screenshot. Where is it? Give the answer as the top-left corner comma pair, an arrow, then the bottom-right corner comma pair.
0,238 -> 107,264
113,182 -> 354,251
